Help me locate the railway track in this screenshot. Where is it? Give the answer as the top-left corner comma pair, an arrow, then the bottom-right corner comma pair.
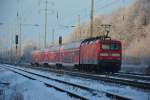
113,73 -> 150,81
119,71 -> 150,76
20,65 -> 150,90
0,64 -> 133,100
66,71 -> 150,90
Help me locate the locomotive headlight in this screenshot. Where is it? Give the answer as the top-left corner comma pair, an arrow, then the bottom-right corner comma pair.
100,53 -> 109,56
112,53 -> 120,57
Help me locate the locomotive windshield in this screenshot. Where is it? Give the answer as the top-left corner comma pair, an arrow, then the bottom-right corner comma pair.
102,43 -> 121,50
111,43 -> 121,50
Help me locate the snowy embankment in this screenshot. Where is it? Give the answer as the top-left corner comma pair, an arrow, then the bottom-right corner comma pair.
121,64 -> 149,74
0,67 -> 73,100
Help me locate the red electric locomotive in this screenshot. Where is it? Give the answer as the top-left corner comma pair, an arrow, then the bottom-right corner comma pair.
32,36 -> 122,73
79,36 -> 121,73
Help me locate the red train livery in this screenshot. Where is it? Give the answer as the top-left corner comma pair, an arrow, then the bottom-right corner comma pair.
32,36 -> 122,73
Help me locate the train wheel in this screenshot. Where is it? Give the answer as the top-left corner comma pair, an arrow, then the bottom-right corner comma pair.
35,63 -> 40,67
56,64 -> 62,70
86,65 -> 88,72
43,63 -> 49,67
82,65 -> 84,72
95,65 -> 101,74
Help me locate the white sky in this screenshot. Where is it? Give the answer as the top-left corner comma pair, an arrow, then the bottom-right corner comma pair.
0,0 -> 134,50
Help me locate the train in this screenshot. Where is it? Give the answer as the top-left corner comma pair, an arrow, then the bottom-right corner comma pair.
31,36 -> 122,73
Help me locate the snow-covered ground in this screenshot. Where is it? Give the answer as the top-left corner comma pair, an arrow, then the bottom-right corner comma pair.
4,64 -> 150,100
27,68 -> 150,100
121,64 -> 149,74
0,67 -> 74,100
0,64 -> 150,100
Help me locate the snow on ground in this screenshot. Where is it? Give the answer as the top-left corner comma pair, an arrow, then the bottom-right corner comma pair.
0,67 -> 74,100
1,64 -> 150,100
121,64 -> 149,74
6,64 -> 150,100
40,72 -> 150,100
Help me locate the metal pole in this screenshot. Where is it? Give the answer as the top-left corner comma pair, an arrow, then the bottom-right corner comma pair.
17,11 -> 22,61
52,29 -> 55,45
11,31 -> 13,64
44,0 -> 48,48
90,0 -> 94,38
122,0 -> 125,21
78,15 -> 81,40
19,23 -> 21,57
16,44 -> 18,64
39,32 -> 41,49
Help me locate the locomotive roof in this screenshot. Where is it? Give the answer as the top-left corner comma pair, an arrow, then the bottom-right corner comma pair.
81,36 -> 111,43
82,36 -> 121,43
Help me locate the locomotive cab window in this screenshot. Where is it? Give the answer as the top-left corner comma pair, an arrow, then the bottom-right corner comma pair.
102,43 -> 121,50
102,44 -> 110,50
111,43 -> 121,50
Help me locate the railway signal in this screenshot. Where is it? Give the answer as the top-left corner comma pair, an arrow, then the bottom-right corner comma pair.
15,34 -> 19,63
15,35 -> 19,45
59,36 -> 62,45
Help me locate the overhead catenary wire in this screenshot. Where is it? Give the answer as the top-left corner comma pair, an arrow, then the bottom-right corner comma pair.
55,0 -> 128,41
60,0 -> 124,26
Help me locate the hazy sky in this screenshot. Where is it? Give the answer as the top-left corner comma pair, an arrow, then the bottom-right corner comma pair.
0,0 -> 133,50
